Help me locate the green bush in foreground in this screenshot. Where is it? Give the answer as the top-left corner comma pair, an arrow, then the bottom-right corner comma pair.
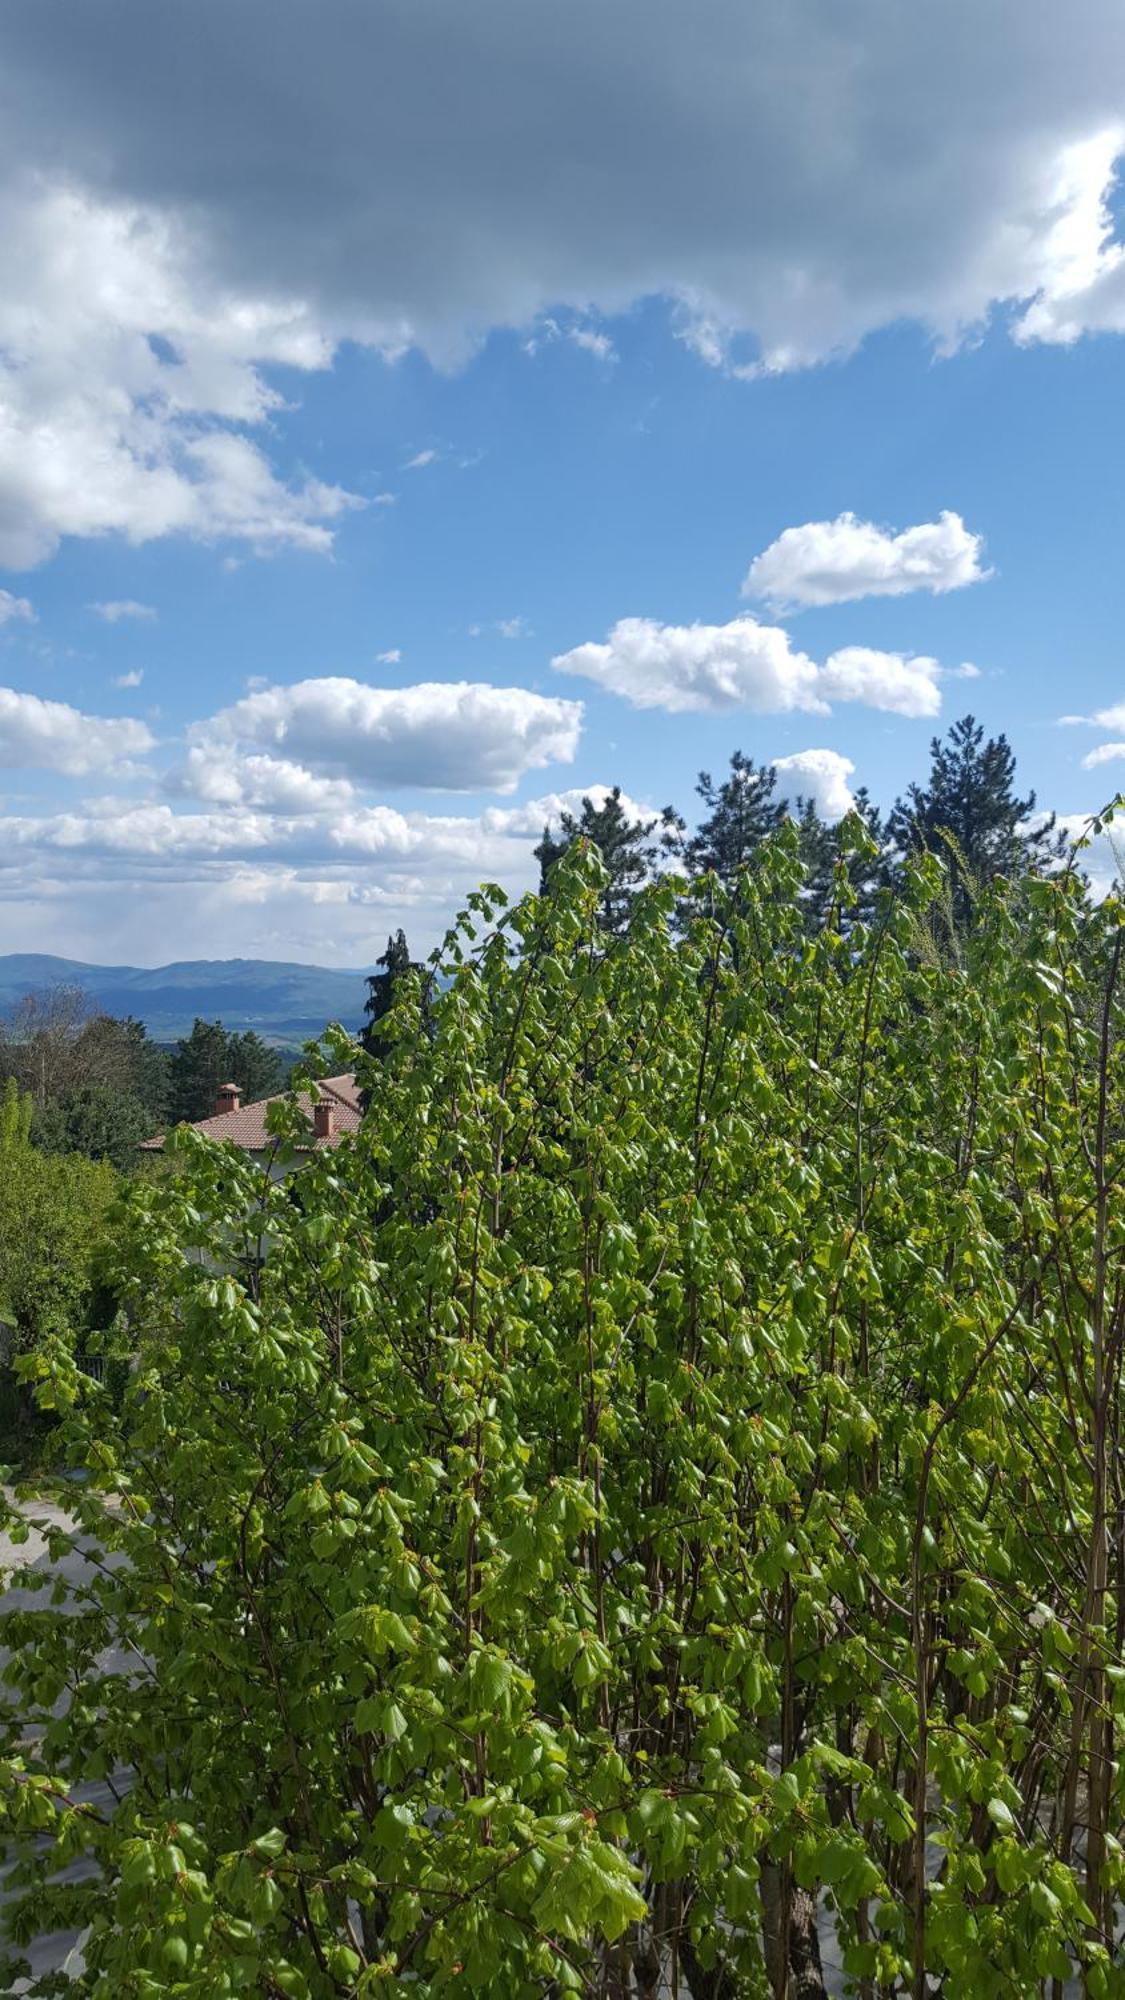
3,821 -> 1125,1997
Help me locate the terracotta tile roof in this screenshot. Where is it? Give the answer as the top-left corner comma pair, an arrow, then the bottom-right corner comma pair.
141,1071 -> 362,1153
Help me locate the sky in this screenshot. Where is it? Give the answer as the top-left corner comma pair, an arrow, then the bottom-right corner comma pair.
3,1 -> 1125,966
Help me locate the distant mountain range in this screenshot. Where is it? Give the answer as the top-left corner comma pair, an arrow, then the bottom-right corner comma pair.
0,954 -> 372,1047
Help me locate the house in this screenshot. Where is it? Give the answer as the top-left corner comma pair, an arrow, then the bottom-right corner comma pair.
141,1073 -> 362,1167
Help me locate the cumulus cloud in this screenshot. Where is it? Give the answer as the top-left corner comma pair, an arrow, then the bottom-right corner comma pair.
0,183 -> 362,568
0,589 -> 35,625
168,744 -> 357,811
200,676 -> 583,792
772,749 -> 857,822
816,647 -> 943,720
0,686 -> 153,774
0,8 -> 1119,566
554,616 -> 944,718
554,615 -> 824,715
111,669 -> 145,689
90,599 -> 156,623
744,511 -> 989,611
1012,131 -> 1125,347
1,1 -> 1124,394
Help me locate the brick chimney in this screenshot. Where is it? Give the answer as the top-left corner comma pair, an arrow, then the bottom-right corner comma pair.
312,1098 -> 335,1141
214,1081 -> 241,1117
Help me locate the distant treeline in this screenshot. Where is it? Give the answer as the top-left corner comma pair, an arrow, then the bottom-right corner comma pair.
0,993 -> 288,1170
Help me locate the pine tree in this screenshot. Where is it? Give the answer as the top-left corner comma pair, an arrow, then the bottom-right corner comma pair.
168,1020 -> 283,1124
534,787 -> 682,935
225,1030 -> 284,1106
361,931 -> 416,1065
796,786 -> 886,932
685,752 -> 786,884
887,713 -> 1061,927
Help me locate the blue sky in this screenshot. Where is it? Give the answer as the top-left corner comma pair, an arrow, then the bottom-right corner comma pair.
3,0 -> 1125,964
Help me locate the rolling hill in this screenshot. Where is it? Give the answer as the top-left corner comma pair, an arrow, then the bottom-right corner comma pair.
0,954 -> 373,1047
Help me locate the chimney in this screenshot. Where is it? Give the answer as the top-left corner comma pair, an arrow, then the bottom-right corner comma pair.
313,1098 -> 335,1142
214,1081 -> 241,1117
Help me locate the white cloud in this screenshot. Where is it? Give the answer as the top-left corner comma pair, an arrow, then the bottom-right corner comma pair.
554,615 -> 824,715
201,676 -> 583,791
1087,701 -> 1125,732
373,492 -> 398,506
0,183 -> 361,569
0,11 -> 1123,570
0,778 -> 630,962
1082,741 -> 1125,769
1012,131 -> 1125,347
168,744 -> 356,810
554,616 -> 944,718
744,511 -> 989,611
403,449 -> 439,470
471,616 -> 531,641
90,599 -> 157,623
772,749 -> 857,822
0,589 -> 35,626
375,648 -> 402,664
568,326 -> 617,362
816,647 -> 943,720
524,317 -> 618,363
0,8 -> 1122,460
112,668 -> 145,689
0,686 -> 153,774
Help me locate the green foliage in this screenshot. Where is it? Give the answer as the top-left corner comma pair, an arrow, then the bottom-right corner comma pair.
4,827 -> 1125,1996
361,931 -> 417,1060
33,1081 -> 155,1170
167,1019 -> 285,1124
0,1131 -> 116,1354
0,995 -> 167,1172
535,785 -> 682,934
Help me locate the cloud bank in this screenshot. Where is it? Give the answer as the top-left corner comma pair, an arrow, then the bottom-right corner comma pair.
0,5 -> 1123,561
199,678 -> 583,793
553,617 -> 944,719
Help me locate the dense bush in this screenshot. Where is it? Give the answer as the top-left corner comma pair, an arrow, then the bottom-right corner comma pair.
2,822 -> 1125,1997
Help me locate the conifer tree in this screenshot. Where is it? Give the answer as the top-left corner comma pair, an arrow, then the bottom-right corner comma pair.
887,713 -> 1061,925
168,1020 -> 283,1124
685,751 -> 786,883
534,786 -> 682,934
361,931 -> 416,1064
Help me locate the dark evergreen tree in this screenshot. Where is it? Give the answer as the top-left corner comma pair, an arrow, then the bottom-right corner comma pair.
168,1020 -> 284,1124
225,1030 -> 285,1106
534,787 -> 682,935
795,786 -> 886,932
361,931 -> 416,1065
685,752 -> 786,884
887,713 -> 1061,926
168,1020 -> 232,1125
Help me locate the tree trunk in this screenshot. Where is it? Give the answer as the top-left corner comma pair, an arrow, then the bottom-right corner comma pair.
761,1865 -> 828,2000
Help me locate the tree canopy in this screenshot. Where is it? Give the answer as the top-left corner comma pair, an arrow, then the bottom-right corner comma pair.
4,820 -> 1125,1996
887,713 -> 1062,926
167,1019 -> 285,1125
535,787 -> 682,935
